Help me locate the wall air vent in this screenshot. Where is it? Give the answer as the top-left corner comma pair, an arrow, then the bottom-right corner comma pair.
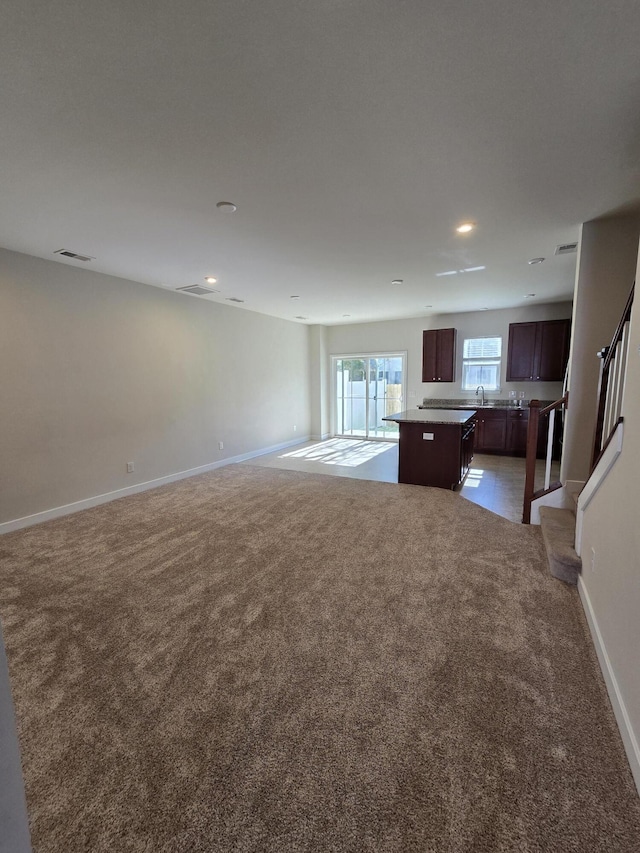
226,297 -> 245,303
176,285 -> 217,296
54,249 -> 94,262
555,242 -> 578,255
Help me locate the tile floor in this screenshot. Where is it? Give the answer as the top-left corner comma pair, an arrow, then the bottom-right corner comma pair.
243,439 -> 560,524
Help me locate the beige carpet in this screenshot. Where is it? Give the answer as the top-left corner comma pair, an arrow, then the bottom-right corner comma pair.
1,465 -> 639,852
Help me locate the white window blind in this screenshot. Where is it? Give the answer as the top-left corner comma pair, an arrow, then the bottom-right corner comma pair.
462,336 -> 502,391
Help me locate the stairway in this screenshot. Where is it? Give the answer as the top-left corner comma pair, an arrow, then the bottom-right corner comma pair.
538,504 -> 582,585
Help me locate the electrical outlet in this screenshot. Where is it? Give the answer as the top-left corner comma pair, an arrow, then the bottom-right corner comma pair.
127,462 -> 134,473
218,441 -> 224,450
591,547 -> 596,573
518,391 -> 526,399
508,390 -> 516,399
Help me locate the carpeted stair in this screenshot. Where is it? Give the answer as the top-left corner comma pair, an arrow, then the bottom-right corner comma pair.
539,505 -> 582,584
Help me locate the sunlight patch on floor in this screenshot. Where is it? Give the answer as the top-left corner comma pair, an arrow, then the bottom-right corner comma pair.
462,468 -> 485,489
280,439 -> 395,468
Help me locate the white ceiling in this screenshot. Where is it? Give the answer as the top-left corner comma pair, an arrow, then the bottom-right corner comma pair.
2,1 -> 640,325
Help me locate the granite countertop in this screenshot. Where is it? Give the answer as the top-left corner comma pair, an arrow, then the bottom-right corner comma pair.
417,398 -> 555,411
383,408 -> 476,425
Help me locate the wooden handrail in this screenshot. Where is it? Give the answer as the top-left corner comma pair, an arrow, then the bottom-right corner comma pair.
592,282 -> 634,468
537,398 -> 567,417
592,416 -> 624,471
601,283 -> 634,375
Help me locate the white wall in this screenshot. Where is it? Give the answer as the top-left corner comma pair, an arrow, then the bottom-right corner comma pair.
0,249 -> 311,526
577,241 -> 640,791
309,324 -> 330,439
327,302 -> 572,415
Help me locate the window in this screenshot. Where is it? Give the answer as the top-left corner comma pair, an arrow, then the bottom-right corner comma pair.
461,336 -> 502,391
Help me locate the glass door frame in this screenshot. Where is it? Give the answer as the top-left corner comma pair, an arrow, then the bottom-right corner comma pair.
331,351 -> 407,441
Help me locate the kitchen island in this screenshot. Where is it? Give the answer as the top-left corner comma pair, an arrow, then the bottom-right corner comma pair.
383,409 -> 476,489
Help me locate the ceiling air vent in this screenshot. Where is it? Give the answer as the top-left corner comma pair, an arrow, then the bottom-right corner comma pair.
226,297 -> 245,303
176,285 -> 217,296
555,242 -> 578,256
54,249 -> 94,262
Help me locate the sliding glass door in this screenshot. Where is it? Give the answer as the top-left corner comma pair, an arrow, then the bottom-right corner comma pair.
334,353 -> 405,440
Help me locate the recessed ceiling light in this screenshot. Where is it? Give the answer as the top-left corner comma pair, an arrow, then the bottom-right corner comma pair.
205,276 -> 217,284
216,201 -> 237,212
391,279 -> 403,285
528,258 -> 545,265
456,222 -> 476,234
524,293 -> 536,299
436,265 -> 485,277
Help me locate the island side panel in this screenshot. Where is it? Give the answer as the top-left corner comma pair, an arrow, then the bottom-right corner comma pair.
398,421 -> 463,489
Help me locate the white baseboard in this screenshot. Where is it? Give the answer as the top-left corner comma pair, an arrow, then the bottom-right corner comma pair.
0,436 -> 311,535
310,433 -> 332,441
578,577 -> 640,795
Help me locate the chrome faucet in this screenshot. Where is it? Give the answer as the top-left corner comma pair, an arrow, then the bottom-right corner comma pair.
475,385 -> 486,406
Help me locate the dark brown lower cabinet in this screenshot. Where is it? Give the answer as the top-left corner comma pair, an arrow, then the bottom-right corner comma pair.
508,409 -> 551,457
475,408 -> 549,457
506,409 -> 529,456
416,406 -> 557,459
506,409 -> 549,459
474,409 -> 508,452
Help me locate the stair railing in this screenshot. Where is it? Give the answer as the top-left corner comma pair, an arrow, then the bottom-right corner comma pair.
522,395 -> 568,524
522,282 -> 634,524
592,282 -> 634,469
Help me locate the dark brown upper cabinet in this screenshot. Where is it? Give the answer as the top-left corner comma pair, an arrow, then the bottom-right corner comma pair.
506,319 -> 570,382
422,328 -> 456,382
